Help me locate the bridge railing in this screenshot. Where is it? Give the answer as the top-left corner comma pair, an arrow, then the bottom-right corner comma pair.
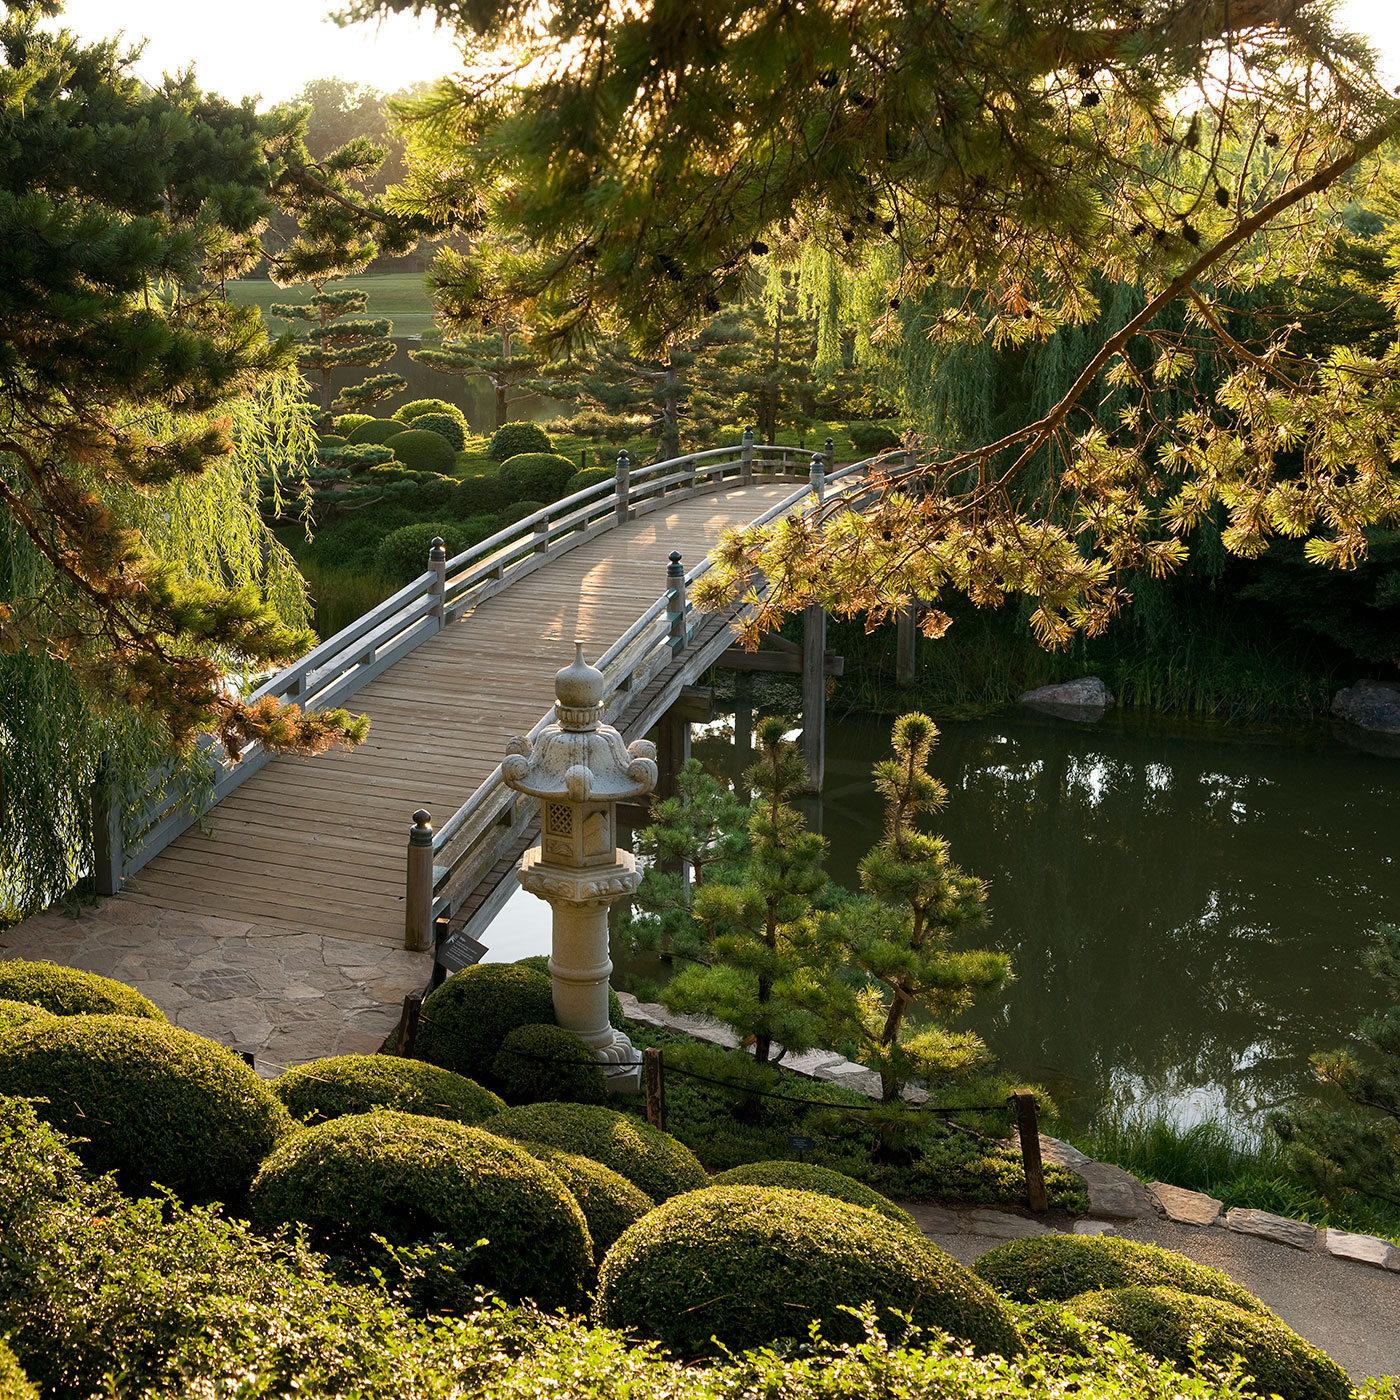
104,433 -> 885,892
411,451 -> 889,952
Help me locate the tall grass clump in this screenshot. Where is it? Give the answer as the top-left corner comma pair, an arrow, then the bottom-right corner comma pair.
297,560 -> 397,640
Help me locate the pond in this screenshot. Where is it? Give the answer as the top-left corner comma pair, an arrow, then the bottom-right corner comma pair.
481,707 -> 1400,1135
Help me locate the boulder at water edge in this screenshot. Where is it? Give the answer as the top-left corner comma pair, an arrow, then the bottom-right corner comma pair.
1332,679 -> 1400,734
1019,676 -> 1114,721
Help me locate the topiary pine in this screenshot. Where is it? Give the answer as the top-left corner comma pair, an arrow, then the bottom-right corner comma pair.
385,428 -> 456,473
0,961 -> 165,1020
595,1186 -> 1024,1359
711,1160 -> 918,1231
493,1023 -> 607,1106
271,1054 -> 505,1125
0,1014 -> 293,1202
487,420 -> 552,460
406,412 -> 467,452
248,1110 -> 593,1311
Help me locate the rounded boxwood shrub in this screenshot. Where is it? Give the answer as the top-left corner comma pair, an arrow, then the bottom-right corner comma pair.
316,433 -> 347,448
973,1232 -> 1270,1316
408,412 -> 467,452
567,464 -> 614,491
500,497 -> 546,524
334,412 -> 376,437
272,1053 -> 505,1126
248,1110 -> 592,1310
0,1015 -> 293,1200
711,1160 -> 917,1231
517,954 -> 626,1028
0,960 -> 165,1020
481,1102 -> 708,1202
493,1023 -> 606,1106
415,962 -> 557,1088
346,418 -> 403,446
488,420 -> 552,460
595,1186 -> 1023,1359
371,520 -> 458,584
392,397 -> 465,427
1066,1286 -> 1350,1400
453,474 -> 511,517
0,1341 -> 35,1400
499,452 -> 577,503
518,1141 -> 652,1257
847,421 -> 900,454
385,428 -> 456,474
0,998 -> 52,1034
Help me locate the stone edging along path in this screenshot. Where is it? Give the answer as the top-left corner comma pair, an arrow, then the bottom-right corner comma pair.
616,991 -> 1400,1277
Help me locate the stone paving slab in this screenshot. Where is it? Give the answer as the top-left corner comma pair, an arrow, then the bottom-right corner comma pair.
1148,1180 -> 1223,1227
0,897 -> 430,1074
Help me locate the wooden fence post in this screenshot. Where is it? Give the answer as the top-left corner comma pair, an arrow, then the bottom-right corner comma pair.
1014,1090 -> 1049,1211
399,990 -> 423,1058
615,449 -> 631,523
643,1045 -> 665,1130
431,913 -> 451,991
533,512 -> 550,555
666,551 -> 687,653
429,536 -> 447,626
404,808 -> 434,951
91,754 -> 122,897
740,426 -> 754,485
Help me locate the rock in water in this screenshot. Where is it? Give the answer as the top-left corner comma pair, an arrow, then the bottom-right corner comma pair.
1019,676 -> 1114,721
1332,679 -> 1400,734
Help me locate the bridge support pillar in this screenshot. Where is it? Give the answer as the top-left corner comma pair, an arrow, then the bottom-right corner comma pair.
802,604 -> 826,793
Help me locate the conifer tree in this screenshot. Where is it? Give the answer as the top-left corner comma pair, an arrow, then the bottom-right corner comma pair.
411,324 -> 539,433
662,719 -> 827,1063
814,714 -> 1009,1102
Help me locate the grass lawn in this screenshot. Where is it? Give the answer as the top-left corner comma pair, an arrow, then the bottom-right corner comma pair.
227,273 -> 438,337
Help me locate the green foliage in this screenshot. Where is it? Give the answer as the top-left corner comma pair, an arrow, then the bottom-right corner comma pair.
408,411 -> 468,451
0,1000 -> 50,1035
0,960 -> 165,1020
0,1015 -> 293,1202
1065,1287 -> 1350,1400
334,412 -> 376,436
517,1142 -> 653,1258
392,398 -> 466,427
515,955 -> 627,1029
371,517 -> 499,583
973,1234 -> 1270,1316
348,418 -> 405,445
318,433 -> 348,448
710,1160 -> 918,1230
500,497 -> 547,523
0,1343 -> 34,1400
568,465 -> 615,490
386,427 -> 458,472
498,452 -> 578,502
595,1185 -> 1024,1359
488,421 -> 552,460
482,1101 -> 708,1203
415,962 -> 557,1089
493,1023 -> 607,1106
250,1111 -> 593,1310
847,422 -> 901,455
272,1054 -> 505,1126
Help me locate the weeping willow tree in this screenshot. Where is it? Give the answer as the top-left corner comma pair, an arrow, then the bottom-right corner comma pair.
1,372 -> 317,923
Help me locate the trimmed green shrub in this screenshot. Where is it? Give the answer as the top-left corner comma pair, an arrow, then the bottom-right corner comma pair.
318,441 -> 395,470
249,1110 -> 592,1310
481,1102 -> 708,1202
567,464 -> 614,491
316,433 -> 348,448
334,412 -> 376,437
494,1023 -> 607,1106
347,419 -> 404,446
0,1015 -> 292,1201
1066,1286 -> 1350,1400
303,503 -> 417,572
973,1233 -> 1270,1316
488,420 -> 552,460
517,954 -> 626,1028
392,398 -> 465,427
408,412 -> 467,451
0,960 -> 165,1020
0,1342 -> 35,1400
0,999 -> 52,1035
847,422 -> 900,455
500,497 -> 546,524
371,520 -> 456,584
415,962 -> 557,1088
499,452 -> 577,502
595,1186 -> 1024,1359
711,1160 -> 918,1231
272,1054 -> 505,1126
386,428 -> 457,473
518,1141 -> 652,1257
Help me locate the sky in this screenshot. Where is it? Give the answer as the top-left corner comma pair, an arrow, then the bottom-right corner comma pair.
43,0 -> 1400,107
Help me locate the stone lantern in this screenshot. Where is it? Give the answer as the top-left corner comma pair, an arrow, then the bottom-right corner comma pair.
501,643 -> 657,1090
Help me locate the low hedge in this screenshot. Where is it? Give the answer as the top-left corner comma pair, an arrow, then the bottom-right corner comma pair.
1066,1286 -> 1351,1400
498,452 -> 577,502
595,1186 -> 1024,1359
414,963 -> 557,1089
711,1161 -> 917,1231
272,1054 -> 505,1126
0,1000 -> 51,1035
249,1110 -> 593,1310
973,1233 -> 1271,1316
517,955 -> 627,1028
0,1342 -> 34,1400
346,419 -> 404,446
493,1024 -> 606,1106
385,428 -> 456,474
488,421 -> 551,460
408,412 -> 467,451
481,1101 -> 709,1202
0,1015 -> 293,1201
0,960 -> 165,1020
518,1141 -> 653,1257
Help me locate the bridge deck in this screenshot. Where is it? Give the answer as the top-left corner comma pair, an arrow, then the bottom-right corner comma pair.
122,485 -> 791,949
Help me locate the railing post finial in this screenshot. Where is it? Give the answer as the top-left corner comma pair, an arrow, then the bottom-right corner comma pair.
740,426 -> 754,486
809,453 -> 826,505
615,449 -> 632,525
666,551 -> 687,654
824,435 -> 835,476
405,808 -> 435,952
429,537 -> 447,626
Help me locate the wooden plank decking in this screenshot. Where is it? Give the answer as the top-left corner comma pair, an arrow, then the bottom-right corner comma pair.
122,485 -> 792,948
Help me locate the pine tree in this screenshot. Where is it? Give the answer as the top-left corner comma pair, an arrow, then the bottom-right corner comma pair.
411,324 -> 539,433
1274,924 -> 1400,1212
814,714 -> 1009,1102
662,719 -> 828,1063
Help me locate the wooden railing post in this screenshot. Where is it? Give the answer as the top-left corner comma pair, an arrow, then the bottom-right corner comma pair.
615,449 -> 631,524
824,435 -> 835,476
666,551 -> 687,654
533,511 -> 549,555
91,753 -> 122,897
684,455 -> 696,494
809,453 -> 825,505
643,1045 -> 666,1129
429,536 -> 447,626
905,443 -> 919,474
1014,1090 -> 1049,1211
404,808 -> 434,951
740,426 -> 754,485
